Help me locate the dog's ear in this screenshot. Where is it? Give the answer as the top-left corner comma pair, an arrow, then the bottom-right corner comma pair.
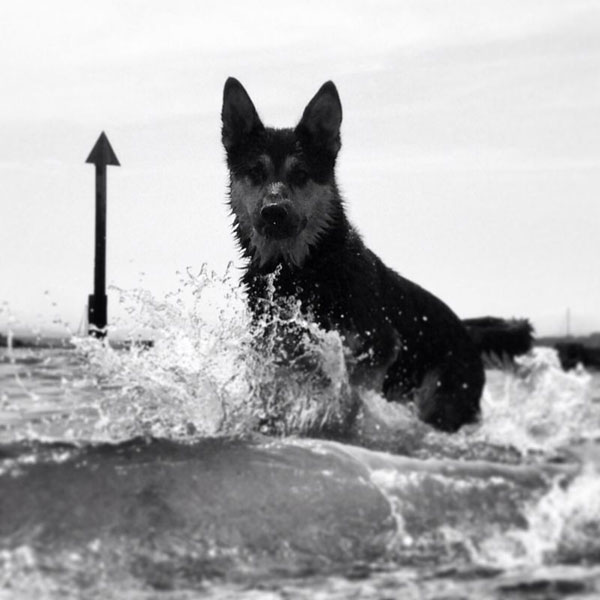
221,77 -> 264,152
296,81 -> 342,156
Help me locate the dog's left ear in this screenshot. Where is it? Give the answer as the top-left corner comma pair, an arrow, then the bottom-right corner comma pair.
221,77 -> 264,152
296,81 -> 342,156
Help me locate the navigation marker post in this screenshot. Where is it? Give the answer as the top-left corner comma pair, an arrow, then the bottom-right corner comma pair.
86,132 -> 120,338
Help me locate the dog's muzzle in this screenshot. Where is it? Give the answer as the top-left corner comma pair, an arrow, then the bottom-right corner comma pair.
257,200 -> 302,240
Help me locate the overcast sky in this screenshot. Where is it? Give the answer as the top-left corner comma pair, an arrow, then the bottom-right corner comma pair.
1,0 -> 599,337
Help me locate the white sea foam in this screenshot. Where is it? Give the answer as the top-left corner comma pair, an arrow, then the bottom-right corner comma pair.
474,347 -> 597,454
468,455 -> 600,569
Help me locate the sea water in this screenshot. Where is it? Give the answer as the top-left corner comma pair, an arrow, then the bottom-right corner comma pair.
1,266 -> 599,599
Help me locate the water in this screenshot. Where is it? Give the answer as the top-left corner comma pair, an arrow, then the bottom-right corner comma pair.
1,267 -> 600,599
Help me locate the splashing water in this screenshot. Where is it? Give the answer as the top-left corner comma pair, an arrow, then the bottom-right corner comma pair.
2,265 -> 598,453
60,264 -> 357,442
474,348 -> 598,454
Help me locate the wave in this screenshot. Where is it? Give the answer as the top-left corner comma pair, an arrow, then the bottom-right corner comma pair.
1,266 -> 600,596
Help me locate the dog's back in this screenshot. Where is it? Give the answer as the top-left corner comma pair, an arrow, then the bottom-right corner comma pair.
221,77 -> 484,432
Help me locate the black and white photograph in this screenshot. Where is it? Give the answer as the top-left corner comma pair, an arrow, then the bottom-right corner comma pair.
1,1 -> 599,598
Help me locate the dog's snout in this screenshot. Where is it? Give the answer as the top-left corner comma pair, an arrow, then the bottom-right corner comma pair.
261,203 -> 288,225
256,184 -> 298,239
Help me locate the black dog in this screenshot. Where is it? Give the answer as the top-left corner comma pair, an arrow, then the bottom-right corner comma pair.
221,77 -> 484,432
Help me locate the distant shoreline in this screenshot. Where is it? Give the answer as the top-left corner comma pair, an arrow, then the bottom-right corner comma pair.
535,333 -> 600,349
0,334 -> 153,351
0,334 -> 75,349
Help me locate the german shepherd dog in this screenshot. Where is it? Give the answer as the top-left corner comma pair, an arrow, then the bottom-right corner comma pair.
221,77 -> 485,432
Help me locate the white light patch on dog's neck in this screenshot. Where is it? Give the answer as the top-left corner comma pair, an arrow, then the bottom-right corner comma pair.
229,176 -> 337,269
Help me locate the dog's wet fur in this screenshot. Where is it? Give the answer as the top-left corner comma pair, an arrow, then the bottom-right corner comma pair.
221,77 -> 484,432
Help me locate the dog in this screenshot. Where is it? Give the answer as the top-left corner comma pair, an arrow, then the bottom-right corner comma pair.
221,77 -> 485,432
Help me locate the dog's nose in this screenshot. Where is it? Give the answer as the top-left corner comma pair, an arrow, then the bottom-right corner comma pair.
261,203 -> 288,225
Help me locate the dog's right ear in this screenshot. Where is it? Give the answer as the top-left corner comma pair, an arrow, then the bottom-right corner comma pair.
221,77 -> 264,152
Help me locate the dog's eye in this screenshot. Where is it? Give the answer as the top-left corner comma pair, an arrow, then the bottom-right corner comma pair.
289,168 -> 309,187
247,163 -> 267,184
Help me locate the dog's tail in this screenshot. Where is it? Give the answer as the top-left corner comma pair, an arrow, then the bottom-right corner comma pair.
462,316 -> 534,368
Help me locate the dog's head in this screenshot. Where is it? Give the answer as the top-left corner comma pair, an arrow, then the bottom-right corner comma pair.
221,78 -> 343,268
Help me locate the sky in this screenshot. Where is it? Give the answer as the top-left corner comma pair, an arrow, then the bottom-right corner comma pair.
0,0 -> 599,337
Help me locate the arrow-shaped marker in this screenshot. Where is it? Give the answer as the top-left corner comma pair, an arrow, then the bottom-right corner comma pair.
86,132 -> 120,338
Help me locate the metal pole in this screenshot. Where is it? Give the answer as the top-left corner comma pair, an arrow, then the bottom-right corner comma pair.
86,132 -> 119,338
